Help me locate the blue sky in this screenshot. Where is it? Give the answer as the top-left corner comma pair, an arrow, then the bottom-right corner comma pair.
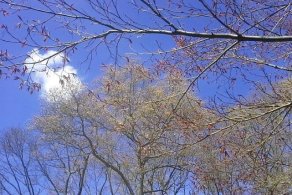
0,79 -> 39,129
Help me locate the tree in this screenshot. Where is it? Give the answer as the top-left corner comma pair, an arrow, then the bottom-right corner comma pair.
0,128 -> 39,195
192,78 -> 292,194
0,127 -> 93,195
31,64 -> 215,194
0,65 -> 291,194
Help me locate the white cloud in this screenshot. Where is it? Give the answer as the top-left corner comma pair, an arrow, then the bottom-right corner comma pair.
25,49 -> 83,101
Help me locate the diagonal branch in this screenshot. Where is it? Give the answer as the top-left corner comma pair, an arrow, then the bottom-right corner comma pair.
172,41 -> 239,111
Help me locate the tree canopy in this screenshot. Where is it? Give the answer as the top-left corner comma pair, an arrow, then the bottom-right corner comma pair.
0,0 -> 291,194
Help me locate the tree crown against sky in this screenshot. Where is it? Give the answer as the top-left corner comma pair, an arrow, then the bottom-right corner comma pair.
0,65 -> 208,194
0,0 -> 291,194
0,64 -> 290,194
